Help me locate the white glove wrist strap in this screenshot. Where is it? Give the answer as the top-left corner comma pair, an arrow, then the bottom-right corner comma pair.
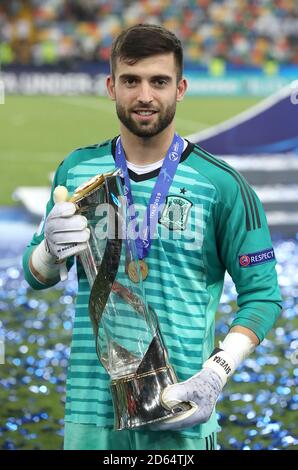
31,240 -> 60,281
219,331 -> 256,369
203,349 -> 236,387
203,332 -> 256,387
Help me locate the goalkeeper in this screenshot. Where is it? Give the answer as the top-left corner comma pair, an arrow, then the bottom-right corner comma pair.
23,24 -> 282,450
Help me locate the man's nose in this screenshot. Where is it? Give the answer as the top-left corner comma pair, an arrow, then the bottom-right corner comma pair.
137,82 -> 153,103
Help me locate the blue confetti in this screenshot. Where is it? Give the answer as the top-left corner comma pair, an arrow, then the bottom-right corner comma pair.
0,216 -> 297,449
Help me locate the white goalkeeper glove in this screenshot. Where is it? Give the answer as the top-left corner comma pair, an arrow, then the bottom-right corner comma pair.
44,201 -> 89,260
31,188 -> 90,283
151,332 -> 255,431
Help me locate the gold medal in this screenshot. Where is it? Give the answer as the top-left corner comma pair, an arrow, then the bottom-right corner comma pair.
139,260 -> 149,281
127,260 -> 149,283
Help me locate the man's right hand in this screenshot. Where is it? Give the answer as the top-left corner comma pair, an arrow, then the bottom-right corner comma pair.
44,201 -> 90,261
30,201 -> 90,284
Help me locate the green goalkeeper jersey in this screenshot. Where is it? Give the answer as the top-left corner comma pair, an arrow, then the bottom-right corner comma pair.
23,139 -> 282,438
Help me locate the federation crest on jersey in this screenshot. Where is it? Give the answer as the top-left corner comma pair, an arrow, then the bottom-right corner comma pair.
159,195 -> 193,231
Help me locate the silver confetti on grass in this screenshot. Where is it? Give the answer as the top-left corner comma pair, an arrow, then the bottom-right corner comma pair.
0,215 -> 297,448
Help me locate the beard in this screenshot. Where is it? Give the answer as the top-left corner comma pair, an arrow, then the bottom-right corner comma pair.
115,101 -> 176,138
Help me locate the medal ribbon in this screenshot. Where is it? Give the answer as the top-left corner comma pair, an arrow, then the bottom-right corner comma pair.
115,133 -> 184,260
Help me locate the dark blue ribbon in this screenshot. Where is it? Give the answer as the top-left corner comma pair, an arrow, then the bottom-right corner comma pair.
115,133 -> 184,259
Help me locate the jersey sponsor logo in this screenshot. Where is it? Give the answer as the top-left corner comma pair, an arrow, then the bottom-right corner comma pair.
159,195 -> 193,231
239,248 -> 275,267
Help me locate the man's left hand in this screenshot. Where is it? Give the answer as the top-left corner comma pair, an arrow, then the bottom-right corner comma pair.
151,368 -> 223,431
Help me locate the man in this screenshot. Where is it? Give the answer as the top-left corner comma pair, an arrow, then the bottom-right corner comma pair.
23,24 -> 282,450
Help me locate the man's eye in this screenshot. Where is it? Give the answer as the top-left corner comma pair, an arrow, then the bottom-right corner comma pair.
154,79 -> 168,87
124,79 -> 137,87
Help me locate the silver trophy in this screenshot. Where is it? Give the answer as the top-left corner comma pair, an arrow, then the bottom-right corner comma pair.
69,171 -> 192,430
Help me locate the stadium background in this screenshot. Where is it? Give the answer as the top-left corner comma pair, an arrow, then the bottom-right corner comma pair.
0,0 -> 297,450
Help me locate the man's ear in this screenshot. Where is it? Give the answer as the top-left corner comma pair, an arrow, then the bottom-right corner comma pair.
106,75 -> 116,100
176,78 -> 188,102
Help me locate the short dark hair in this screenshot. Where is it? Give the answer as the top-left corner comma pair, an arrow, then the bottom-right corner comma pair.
110,24 -> 183,81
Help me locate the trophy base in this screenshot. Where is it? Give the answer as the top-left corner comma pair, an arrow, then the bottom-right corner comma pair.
111,365 -> 192,430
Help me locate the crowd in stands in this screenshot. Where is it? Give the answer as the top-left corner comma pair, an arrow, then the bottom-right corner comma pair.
1,0 -> 298,68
